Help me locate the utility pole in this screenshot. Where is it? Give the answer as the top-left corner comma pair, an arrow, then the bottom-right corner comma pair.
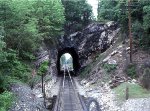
128,0 -> 132,63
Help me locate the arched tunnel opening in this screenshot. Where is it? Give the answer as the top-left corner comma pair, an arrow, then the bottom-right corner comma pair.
60,53 -> 73,71
57,47 -> 80,76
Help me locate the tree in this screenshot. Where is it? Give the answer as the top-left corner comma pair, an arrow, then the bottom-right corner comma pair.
0,0 -> 65,93
37,60 -> 49,93
66,56 -> 73,69
97,0 -> 119,21
97,0 -> 150,49
62,0 -> 93,35
0,0 -> 39,57
0,0 -> 65,59
0,26 -> 6,63
34,0 -> 65,38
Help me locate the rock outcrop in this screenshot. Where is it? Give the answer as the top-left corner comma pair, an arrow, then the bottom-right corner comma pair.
45,21 -> 119,76
59,22 -> 118,65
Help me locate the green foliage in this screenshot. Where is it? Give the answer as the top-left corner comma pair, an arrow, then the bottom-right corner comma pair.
79,63 -> 94,78
126,64 -> 136,78
98,0 -> 119,21
98,0 -> 150,49
60,54 -> 66,66
0,26 -> 7,65
66,56 -> 73,69
141,68 -> 150,89
21,52 -> 36,60
11,63 -> 30,83
0,48 -> 31,92
132,20 -> 143,39
62,0 -> 93,35
38,61 -> 49,76
28,75 -> 41,89
34,0 -> 65,38
103,64 -> 117,73
113,82 -> 150,102
0,91 -> 13,111
0,0 -> 65,94
0,75 -> 12,92
0,0 -> 65,58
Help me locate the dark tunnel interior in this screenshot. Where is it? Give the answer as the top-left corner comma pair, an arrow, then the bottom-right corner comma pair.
57,47 -> 80,76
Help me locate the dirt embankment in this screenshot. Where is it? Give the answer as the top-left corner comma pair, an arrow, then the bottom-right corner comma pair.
78,35 -> 150,111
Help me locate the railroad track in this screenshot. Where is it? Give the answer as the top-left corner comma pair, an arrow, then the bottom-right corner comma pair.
53,67 -> 87,111
52,66 -> 101,111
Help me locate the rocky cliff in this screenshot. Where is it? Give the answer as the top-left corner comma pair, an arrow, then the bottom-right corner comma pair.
58,22 -> 118,67
44,21 -> 119,77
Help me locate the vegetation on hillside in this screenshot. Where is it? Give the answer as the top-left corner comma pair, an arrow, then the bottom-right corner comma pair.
0,0 -> 65,57
62,0 -> 93,35
0,0 -> 65,110
141,68 -> 150,89
0,91 -> 14,111
98,0 -> 150,49
0,0 -> 92,108
0,0 -> 150,110
38,60 -> 49,76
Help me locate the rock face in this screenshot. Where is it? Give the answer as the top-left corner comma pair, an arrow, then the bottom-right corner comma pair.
34,47 -> 49,67
45,21 -> 119,76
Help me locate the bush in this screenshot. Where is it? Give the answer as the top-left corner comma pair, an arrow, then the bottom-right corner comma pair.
21,51 -> 36,61
141,68 -> 150,89
1,49 -> 31,83
0,74 -> 12,92
103,64 -> 117,73
126,64 -> 136,78
28,75 -> 41,89
11,62 -> 31,83
0,49 -> 32,92
38,60 -> 49,76
0,91 -> 13,111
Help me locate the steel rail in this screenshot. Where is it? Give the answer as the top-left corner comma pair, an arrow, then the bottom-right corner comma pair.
53,65 -> 94,111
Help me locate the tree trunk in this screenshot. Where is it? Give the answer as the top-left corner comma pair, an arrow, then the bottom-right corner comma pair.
42,74 -> 44,93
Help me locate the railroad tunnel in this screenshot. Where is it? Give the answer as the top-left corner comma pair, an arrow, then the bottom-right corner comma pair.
57,47 -> 80,76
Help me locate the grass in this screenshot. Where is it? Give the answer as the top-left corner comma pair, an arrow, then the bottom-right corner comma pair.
0,91 -> 14,111
113,82 -> 150,102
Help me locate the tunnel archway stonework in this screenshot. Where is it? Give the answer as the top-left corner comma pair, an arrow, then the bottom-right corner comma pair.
46,22 -> 119,76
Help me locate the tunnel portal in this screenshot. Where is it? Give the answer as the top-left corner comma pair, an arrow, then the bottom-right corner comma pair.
57,47 -> 80,76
